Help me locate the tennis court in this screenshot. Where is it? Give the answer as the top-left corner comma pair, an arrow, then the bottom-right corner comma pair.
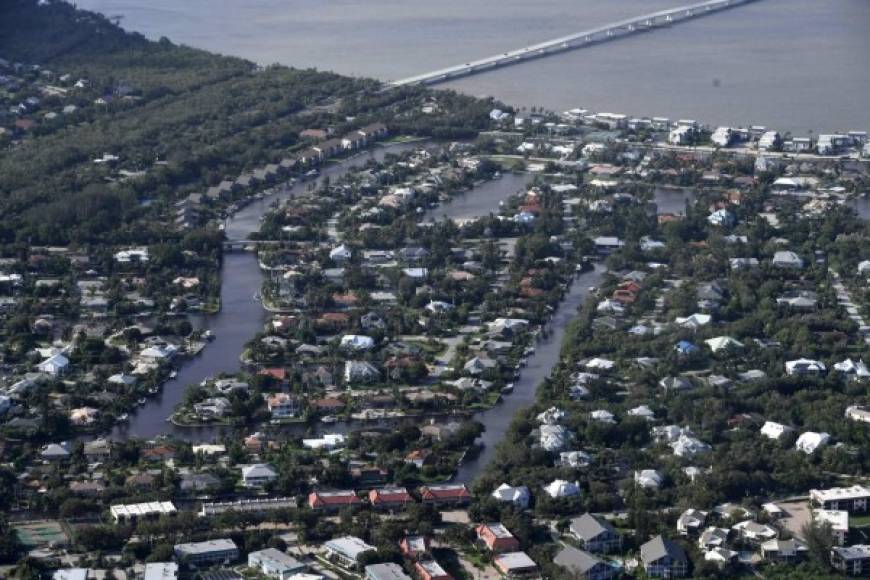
14,521 -> 69,548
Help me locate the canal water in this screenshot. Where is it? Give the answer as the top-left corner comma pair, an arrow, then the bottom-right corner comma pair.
112,143 -> 419,441
452,264 -> 605,484
422,173 -> 530,223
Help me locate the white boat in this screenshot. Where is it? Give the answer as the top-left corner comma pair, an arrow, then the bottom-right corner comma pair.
169,370 -> 177,379
203,330 -> 215,341
137,398 -> 146,406
118,413 -> 129,422
502,383 -> 514,393
320,415 -> 338,424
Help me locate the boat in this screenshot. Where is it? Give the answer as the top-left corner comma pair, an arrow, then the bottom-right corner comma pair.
203,330 -> 215,341
137,398 -> 147,406
502,383 -> 514,393
117,413 -> 129,422
320,415 -> 338,424
169,370 -> 177,379
305,169 -> 320,178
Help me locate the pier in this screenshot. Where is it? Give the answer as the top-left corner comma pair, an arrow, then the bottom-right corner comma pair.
390,0 -> 756,87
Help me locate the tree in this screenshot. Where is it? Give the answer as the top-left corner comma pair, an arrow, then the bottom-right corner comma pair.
801,518 -> 834,570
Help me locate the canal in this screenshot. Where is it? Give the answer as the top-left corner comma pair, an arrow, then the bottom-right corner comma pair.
111,151 -> 605,484
422,173 -> 530,223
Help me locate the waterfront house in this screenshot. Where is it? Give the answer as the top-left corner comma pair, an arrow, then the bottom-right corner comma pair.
266,393 -> 298,418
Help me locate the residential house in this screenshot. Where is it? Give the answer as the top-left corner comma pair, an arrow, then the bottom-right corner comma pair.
174,539 -> 239,567
491,483 -> 531,508
368,487 -> 414,511
476,523 -> 520,553
418,484 -> 471,507
241,464 -> 277,487
323,536 -> 375,570
309,490 -> 362,511
677,509 -> 708,536
493,552 -> 538,578
640,536 -> 689,578
732,520 -> 778,544
760,539 -> 808,563
267,393 -> 298,419
365,563 -> 413,580
247,548 -> 307,580
831,544 -> 870,576
570,513 -> 622,553
553,545 -> 615,580
414,560 -> 452,580
810,486 -> 870,513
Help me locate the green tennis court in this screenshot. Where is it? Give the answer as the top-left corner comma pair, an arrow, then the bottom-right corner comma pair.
14,521 -> 69,548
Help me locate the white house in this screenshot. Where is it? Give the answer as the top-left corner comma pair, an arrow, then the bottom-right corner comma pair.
772,251 -> 804,269
795,431 -> 831,454
760,421 -> 794,441
340,335 -> 375,351
705,336 -> 743,353
248,548 -> 307,579
241,464 -> 278,487
329,244 -> 352,262
785,358 -> 826,376
634,469 -> 664,489
37,353 -> 69,376
545,479 -> 581,499
677,509 -> 708,535
845,405 -> 870,423
492,483 -> 531,508
539,424 -> 571,452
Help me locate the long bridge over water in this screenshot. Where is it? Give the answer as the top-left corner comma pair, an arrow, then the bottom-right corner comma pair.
390,0 -> 756,87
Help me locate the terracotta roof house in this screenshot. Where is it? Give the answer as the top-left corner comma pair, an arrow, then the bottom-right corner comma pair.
369,487 -> 415,510
308,490 -> 361,511
418,484 -> 471,506
476,523 -> 521,553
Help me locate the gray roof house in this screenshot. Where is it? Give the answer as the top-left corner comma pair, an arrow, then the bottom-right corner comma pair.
640,535 -> 689,578
570,513 -> 622,553
553,545 -> 615,580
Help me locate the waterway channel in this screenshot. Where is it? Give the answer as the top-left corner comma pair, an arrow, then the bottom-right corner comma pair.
104,144 -> 607,485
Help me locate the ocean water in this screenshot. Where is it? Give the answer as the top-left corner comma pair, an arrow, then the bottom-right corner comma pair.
76,0 -> 870,133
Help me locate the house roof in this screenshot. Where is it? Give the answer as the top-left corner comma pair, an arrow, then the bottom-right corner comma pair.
641,535 -> 687,564
553,545 -> 604,575
570,513 -> 616,541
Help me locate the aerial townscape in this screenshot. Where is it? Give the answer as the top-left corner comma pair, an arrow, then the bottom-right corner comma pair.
0,1 -> 869,579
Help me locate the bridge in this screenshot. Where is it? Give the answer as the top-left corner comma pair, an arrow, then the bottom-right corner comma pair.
390,0 -> 756,87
